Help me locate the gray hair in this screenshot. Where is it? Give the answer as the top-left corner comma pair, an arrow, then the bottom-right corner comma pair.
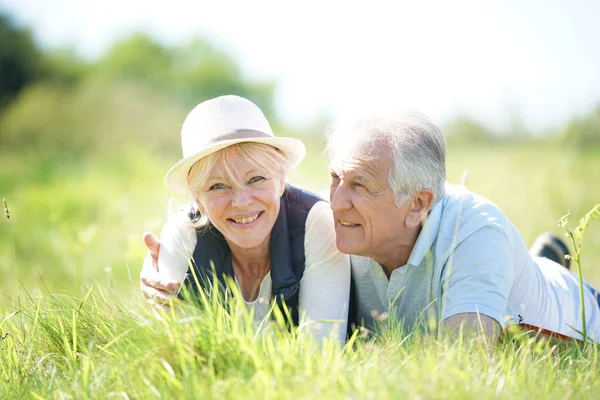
326,110 -> 446,206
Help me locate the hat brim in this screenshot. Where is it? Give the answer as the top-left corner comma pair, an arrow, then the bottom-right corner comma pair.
164,136 -> 307,195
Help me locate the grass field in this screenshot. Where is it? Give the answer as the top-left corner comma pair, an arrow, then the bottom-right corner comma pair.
2,140 -> 600,398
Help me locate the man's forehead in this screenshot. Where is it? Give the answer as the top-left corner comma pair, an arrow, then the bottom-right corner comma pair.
334,130 -> 390,155
329,155 -> 389,178
329,132 -> 393,175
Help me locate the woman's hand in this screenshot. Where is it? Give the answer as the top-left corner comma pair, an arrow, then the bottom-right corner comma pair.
140,232 -> 181,310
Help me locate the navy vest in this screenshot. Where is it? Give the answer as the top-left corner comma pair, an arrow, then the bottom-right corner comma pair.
184,185 -> 322,325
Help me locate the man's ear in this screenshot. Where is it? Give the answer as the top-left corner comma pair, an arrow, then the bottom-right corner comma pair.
404,190 -> 434,229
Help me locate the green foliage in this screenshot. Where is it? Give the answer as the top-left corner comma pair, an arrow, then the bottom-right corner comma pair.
0,30 -> 278,159
96,33 -> 173,87
94,33 -> 277,116
443,115 -> 497,145
0,13 -> 44,108
559,204 -> 600,342
2,286 -> 600,398
561,105 -> 600,147
559,204 -> 600,248
41,48 -> 91,86
0,148 -> 172,296
0,79 -> 186,157
443,106 -> 600,148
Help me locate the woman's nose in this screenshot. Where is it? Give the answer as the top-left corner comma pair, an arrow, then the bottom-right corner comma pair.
231,187 -> 253,208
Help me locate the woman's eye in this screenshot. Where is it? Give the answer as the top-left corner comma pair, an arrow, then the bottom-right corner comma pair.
248,176 -> 265,184
209,183 -> 227,190
330,172 -> 340,181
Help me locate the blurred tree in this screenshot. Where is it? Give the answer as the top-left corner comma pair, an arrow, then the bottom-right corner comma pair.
1,28 -> 279,158
172,38 -> 276,116
42,48 -> 90,85
442,115 -> 496,145
95,33 -> 277,118
95,33 -> 172,87
562,105 -> 600,147
0,79 -> 186,157
0,13 -> 43,108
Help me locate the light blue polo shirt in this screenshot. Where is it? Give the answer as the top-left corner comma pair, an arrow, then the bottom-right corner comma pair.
351,183 -> 600,341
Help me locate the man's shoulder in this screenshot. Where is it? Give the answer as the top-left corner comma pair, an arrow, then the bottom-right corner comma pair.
442,183 -> 507,221
443,182 -> 496,205
437,183 -> 513,245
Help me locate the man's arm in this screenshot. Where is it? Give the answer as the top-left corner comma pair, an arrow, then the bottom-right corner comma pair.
442,313 -> 501,342
140,233 -> 181,309
440,227 -> 515,341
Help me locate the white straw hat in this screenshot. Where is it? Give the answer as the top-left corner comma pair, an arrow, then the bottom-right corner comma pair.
164,95 -> 306,195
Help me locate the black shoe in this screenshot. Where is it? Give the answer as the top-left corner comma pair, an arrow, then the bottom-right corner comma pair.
529,232 -> 571,270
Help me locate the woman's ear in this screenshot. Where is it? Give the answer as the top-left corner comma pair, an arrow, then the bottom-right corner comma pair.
278,177 -> 286,197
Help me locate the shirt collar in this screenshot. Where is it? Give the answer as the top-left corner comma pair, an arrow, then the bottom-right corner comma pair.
407,198 -> 443,267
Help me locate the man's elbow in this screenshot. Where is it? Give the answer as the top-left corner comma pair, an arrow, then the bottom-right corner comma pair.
442,313 -> 501,342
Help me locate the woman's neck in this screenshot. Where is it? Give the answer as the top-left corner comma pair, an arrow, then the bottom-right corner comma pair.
228,241 -> 271,301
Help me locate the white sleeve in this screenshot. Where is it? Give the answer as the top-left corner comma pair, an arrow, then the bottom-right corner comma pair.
298,201 -> 351,346
157,210 -> 198,284
441,227 -> 515,327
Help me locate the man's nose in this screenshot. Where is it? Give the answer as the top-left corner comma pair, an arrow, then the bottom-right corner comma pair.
330,183 -> 352,211
232,187 -> 253,208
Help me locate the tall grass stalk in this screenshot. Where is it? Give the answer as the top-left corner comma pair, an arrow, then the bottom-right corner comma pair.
2,198 -> 18,288
559,203 -> 600,343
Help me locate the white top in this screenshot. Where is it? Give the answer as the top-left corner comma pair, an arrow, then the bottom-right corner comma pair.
157,200 -> 351,345
352,183 -> 600,342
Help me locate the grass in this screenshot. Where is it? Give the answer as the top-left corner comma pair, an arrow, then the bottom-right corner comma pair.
560,204 -> 600,343
2,140 -> 600,398
2,285 -> 600,399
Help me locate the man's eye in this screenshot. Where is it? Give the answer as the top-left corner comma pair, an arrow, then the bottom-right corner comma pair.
209,183 -> 227,190
248,176 -> 265,184
330,172 -> 340,181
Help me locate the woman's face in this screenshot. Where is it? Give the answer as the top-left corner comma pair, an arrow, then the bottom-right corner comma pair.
196,147 -> 285,252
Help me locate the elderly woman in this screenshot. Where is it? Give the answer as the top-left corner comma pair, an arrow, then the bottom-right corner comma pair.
140,95 -> 350,344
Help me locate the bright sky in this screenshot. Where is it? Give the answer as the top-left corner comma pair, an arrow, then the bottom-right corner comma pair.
2,0 -> 599,133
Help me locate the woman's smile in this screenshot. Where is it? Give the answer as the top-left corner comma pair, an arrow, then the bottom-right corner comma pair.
229,211 -> 264,226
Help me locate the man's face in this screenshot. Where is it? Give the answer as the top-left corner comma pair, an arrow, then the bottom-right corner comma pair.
328,143 -> 415,260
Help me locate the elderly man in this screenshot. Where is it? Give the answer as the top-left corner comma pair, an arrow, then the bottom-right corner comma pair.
141,109 -> 600,342
324,111 -> 600,341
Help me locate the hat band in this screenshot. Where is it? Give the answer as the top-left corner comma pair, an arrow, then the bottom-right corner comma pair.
206,129 -> 273,144
183,129 -> 274,158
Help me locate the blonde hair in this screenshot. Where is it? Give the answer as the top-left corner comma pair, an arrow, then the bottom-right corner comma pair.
185,142 -> 293,228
